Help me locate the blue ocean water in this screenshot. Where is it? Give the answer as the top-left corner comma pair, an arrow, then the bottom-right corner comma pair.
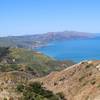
36,39 -> 100,62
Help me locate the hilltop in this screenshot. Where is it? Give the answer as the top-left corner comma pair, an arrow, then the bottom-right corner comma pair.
32,60 -> 100,100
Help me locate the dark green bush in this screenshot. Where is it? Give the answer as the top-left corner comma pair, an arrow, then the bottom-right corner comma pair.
3,98 -> 7,100
0,47 -> 9,58
17,82 -> 63,100
16,84 -> 24,92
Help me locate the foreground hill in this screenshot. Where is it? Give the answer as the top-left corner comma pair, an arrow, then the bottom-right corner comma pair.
33,60 -> 100,100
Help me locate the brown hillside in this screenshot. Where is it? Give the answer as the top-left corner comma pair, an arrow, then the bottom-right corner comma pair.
32,60 -> 100,100
0,71 -> 33,100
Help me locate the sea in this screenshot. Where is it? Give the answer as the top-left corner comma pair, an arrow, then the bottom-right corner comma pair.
35,39 -> 100,62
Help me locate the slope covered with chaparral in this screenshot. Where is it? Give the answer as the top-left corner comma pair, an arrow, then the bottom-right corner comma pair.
32,60 -> 100,100
0,47 -> 74,100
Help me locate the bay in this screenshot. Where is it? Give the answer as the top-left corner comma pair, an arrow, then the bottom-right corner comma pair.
36,39 -> 100,62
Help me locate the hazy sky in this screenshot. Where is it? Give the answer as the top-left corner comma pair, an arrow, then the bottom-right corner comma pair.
0,0 -> 100,36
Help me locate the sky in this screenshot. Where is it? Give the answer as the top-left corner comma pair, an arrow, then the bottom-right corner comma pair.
0,0 -> 100,36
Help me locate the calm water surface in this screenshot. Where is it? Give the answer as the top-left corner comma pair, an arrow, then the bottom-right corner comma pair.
36,39 -> 100,62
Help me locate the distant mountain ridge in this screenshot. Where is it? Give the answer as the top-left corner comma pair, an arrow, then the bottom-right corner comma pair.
41,31 -> 94,41
0,31 -> 96,49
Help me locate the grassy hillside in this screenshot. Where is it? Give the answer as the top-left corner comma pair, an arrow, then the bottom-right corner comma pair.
0,47 -> 74,100
0,47 -> 74,76
0,47 -> 74,78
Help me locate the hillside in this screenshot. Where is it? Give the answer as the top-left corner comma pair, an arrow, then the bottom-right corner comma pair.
0,47 -> 74,100
1,47 -> 100,100
32,60 -> 100,100
0,47 -> 74,76
0,48 -> 100,100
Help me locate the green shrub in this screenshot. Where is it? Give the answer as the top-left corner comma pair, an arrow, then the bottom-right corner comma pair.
3,98 -> 7,100
16,84 -> 24,92
18,82 -> 61,100
0,47 -> 9,58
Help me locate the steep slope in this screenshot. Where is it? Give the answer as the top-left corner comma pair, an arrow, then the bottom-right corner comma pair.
33,60 -> 100,100
0,47 -> 75,100
0,47 -> 74,77
0,71 -> 63,100
0,71 -> 32,100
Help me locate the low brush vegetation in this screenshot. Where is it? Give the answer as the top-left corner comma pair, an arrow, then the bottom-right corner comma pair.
0,47 -> 74,76
0,47 -> 100,100
0,47 -> 74,99
16,82 -> 64,100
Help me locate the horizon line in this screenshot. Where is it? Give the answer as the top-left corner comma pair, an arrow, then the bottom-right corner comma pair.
0,30 -> 97,38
